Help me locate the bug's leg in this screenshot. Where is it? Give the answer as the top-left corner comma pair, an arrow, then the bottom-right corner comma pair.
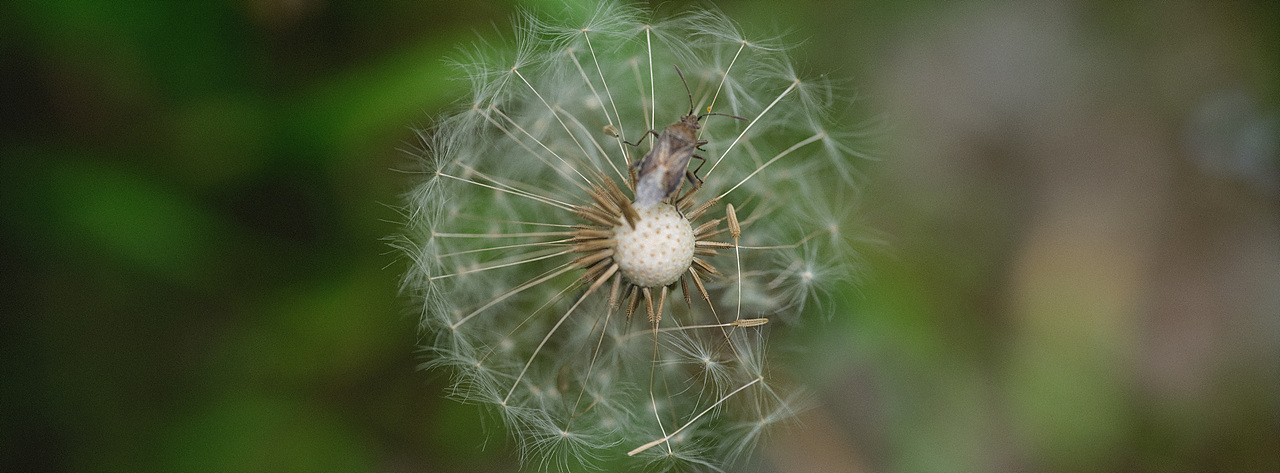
623,130 -> 660,148
695,139 -> 708,151
686,153 -> 707,189
625,130 -> 659,187
683,170 -> 702,191
675,154 -> 708,208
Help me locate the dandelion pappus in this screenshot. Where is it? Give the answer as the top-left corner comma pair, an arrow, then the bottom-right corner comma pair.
625,65 -> 745,208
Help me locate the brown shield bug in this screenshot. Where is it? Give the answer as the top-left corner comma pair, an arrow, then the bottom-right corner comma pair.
626,66 -> 745,208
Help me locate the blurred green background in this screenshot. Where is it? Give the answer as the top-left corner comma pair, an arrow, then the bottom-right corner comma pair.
2,1 -> 1277,472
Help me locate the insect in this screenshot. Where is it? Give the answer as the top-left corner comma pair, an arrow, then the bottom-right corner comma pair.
625,66 -> 745,208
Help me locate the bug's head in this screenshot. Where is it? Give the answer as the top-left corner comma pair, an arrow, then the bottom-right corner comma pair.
680,113 -> 703,129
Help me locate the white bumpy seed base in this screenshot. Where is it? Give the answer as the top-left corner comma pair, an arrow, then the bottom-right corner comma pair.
612,203 -> 695,287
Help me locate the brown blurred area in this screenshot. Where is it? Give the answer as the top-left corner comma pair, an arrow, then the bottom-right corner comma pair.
762,1 -> 1278,472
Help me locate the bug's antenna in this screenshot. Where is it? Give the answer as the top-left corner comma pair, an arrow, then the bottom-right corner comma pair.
673,65 -> 694,116
699,111 -> 749,122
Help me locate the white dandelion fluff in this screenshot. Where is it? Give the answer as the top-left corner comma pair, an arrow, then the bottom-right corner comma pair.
395,2 -> 865,470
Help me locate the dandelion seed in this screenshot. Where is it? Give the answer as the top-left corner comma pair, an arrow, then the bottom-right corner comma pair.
398,2 -> 867,470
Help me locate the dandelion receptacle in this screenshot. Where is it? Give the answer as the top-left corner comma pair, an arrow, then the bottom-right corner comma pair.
394,2 -> 867,470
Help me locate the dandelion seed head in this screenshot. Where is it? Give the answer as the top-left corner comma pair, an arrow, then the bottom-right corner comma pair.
397,2 -> 870,470
613,203 -> 695,287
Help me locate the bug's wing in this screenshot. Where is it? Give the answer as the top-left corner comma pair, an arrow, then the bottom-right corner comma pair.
633,134 -> 677,208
